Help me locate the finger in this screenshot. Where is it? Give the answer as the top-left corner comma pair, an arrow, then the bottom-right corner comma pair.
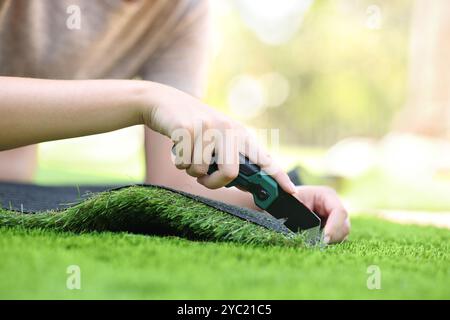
323,210 -> 350,244
197,135 -> 239,189
172,134 -> 193,170
186,132 -> 214,178
320,191 -> 350,244
266,163 -> 297,194
245,145 -> 296,194
291,186 -> 316,211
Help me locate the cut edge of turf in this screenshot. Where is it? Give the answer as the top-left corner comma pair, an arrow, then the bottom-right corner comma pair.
0,186 -> 307,247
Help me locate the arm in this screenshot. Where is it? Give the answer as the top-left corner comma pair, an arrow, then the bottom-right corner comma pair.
0,77 -> 146,150
0,76 -> 269,211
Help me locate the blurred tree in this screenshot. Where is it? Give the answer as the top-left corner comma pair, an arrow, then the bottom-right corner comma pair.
206,0 -> 412,146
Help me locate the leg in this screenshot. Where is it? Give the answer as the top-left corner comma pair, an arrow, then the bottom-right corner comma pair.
0,145 -> 38,183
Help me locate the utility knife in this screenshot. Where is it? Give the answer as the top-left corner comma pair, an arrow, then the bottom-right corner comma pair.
207,153 -> 322,244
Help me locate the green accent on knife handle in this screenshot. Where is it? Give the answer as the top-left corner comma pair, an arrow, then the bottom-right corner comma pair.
207,153 -> 279,210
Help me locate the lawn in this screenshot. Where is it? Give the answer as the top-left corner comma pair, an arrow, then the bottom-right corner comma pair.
0,217 -> 449,299
0,187 -> 449,299
0,141 -> 448,299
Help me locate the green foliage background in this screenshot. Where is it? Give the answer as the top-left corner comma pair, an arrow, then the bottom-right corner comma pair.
206,0 -> 411,146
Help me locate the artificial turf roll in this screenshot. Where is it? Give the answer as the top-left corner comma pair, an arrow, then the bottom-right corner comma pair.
0,183 -> 306,246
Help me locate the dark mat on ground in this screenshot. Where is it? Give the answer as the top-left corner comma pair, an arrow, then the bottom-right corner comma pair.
0,183 -> 114,212
0,182 -> 292,235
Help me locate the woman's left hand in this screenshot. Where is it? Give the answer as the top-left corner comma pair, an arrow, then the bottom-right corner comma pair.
293,186 -> 350,244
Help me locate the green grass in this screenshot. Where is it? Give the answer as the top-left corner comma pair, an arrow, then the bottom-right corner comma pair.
0,186 -> 449,299
0,217 -> 448,299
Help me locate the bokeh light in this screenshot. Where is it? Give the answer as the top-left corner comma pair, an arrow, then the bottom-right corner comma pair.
325,137 -> 377,178
260,72 -> 291,108
227,74 -> 265,119
234,0 -> 314,45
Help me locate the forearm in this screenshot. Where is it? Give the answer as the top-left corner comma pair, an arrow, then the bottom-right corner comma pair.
0,77 -> 153,150
151,171 -> 259,211
189,184 -> 260,211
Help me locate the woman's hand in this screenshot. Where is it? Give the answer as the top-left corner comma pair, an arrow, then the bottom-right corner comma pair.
142,82 -> 296,194
292,186 -> 350,244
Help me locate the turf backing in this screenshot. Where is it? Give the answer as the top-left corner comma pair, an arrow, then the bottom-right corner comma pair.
0,216 -> 449,299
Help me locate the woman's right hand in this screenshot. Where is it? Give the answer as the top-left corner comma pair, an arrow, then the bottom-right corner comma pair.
140,82 -> 297,194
